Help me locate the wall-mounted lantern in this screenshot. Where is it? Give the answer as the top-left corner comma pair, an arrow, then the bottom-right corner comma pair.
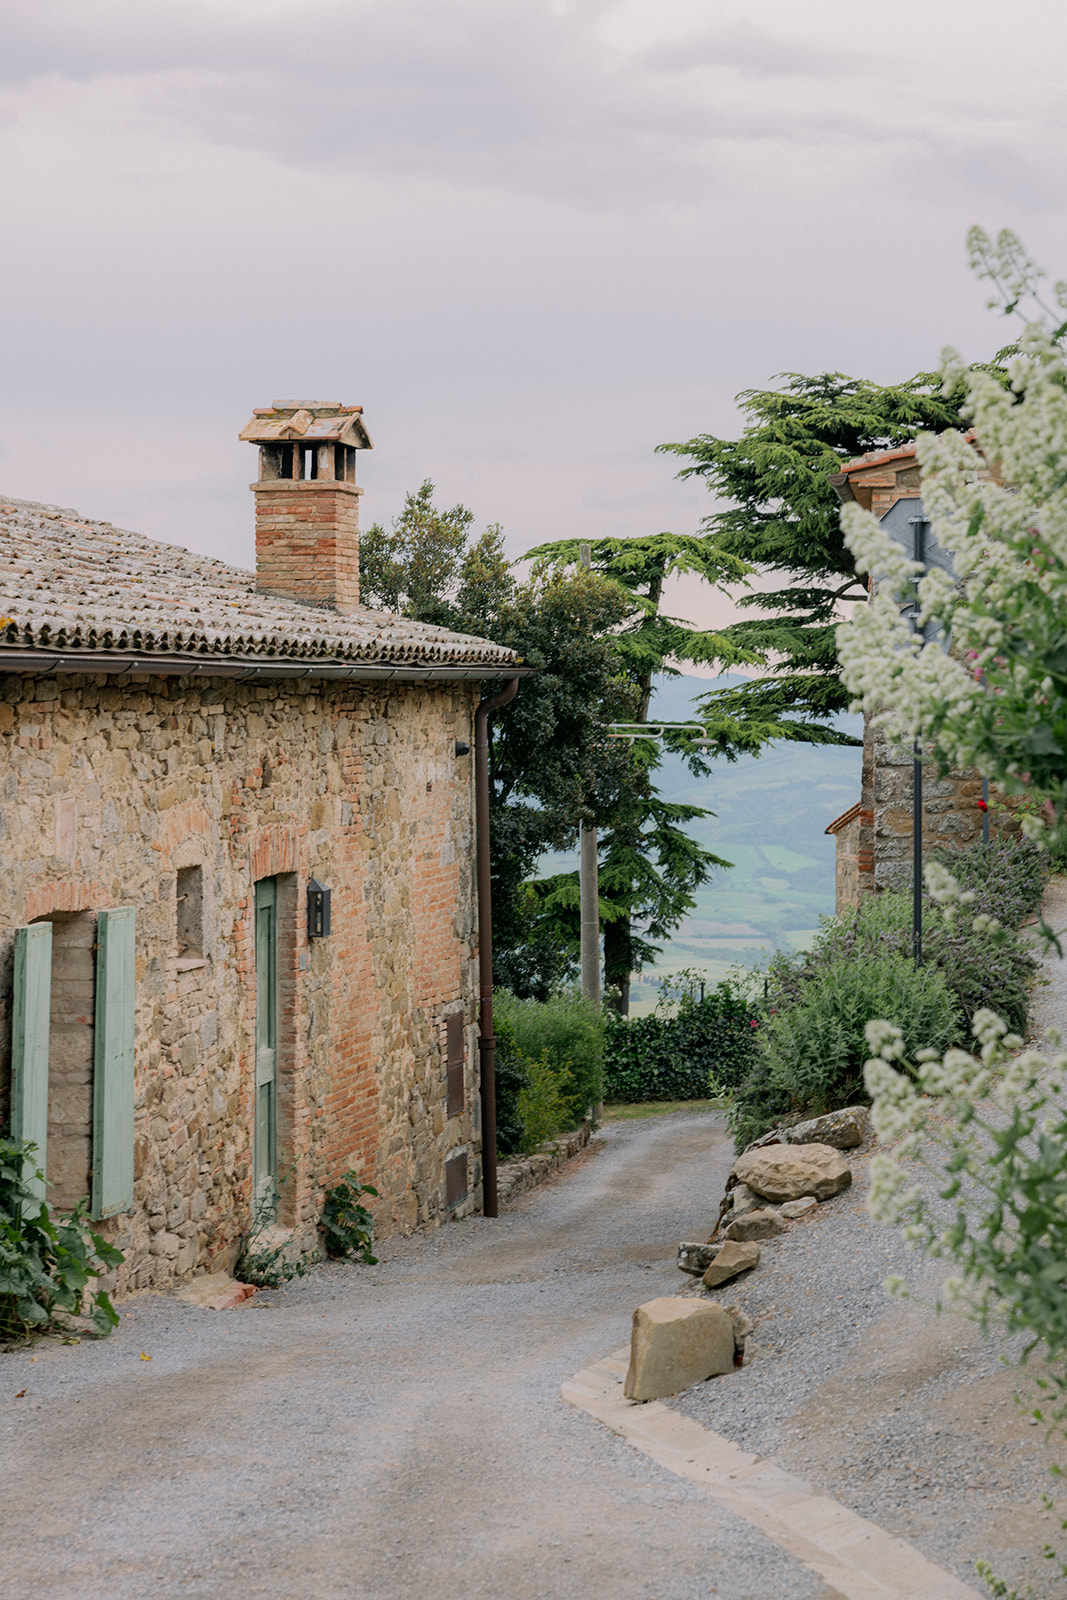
307,878 -> 331,939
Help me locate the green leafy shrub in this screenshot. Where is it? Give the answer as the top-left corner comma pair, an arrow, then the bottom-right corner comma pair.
494,1017 -> 529,1158
932,839 -> 1048,927
320,1172 -> 378,1264
493,988 -> 604,1123
731,953 -> 958,1151
0,1138 -> 122,1342
516,1051 -> 574,1153
771,871 -> 1039,1044
236,1175 -> 312,1289
725,1054 -> 794,1153
603,976 -> 760,1104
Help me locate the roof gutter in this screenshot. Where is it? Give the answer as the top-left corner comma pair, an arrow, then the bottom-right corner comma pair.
0,649 -> 534,684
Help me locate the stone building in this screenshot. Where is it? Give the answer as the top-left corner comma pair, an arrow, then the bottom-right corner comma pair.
826,443 -> 1016,912
0,400 -> 523,1294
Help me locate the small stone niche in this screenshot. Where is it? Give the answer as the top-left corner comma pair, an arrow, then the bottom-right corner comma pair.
176,865 -> 205,968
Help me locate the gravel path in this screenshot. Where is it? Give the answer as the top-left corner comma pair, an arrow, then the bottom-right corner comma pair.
2,1111 -> 841,1600
667,878 -> 1067,1600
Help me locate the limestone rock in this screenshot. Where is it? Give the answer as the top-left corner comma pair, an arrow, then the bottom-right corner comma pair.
176,1272 -> 257,1310
702,1240 -> 760,1287
623,1296 -> 736,1401
781,1106 -> 869,1150
780,1195 -> 817,1220
677,1242 -> 720,1276
722,1303 -> 755,1361
730,1182 -> 763,1219
733,1142 -> 851,1204
724,1208 -> 785,1241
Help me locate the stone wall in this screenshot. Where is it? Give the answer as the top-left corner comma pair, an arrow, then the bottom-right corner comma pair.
855,719 -> 1019,900
0,669 -> 483,1293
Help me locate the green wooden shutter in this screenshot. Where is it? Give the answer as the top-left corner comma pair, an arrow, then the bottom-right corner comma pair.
12,922 -> 53,1201
92,907 -> 136,1220
254,879 -> 277,1207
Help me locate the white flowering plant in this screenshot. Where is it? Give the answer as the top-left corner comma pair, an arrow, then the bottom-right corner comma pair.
864,1011 -> 1067,1585
837,228 -> 1067,876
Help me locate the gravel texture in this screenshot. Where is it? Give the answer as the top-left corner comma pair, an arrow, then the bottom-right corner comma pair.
1,1110 -> 836,1600
668,878 -> 1067,1600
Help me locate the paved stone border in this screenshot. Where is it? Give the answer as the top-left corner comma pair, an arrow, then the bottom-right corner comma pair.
562,1346 -> 983,1600
497,1120 -> 594,1208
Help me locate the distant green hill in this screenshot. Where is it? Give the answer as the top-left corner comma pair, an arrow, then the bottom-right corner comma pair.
536,674 -> 862,1010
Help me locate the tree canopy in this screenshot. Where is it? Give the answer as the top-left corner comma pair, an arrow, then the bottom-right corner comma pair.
359,486 -> 732,1007
656,370 -> 984,755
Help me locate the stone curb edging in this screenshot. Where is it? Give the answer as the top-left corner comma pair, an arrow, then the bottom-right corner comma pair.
497,1119 -> 594,1209
561,1346 -> 983,1600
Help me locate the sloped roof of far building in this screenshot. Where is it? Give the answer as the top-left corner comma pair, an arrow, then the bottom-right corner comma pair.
0,494 -> 522,681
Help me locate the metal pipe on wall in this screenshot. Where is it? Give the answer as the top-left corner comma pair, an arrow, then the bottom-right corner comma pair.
474,676 -> 520,1219
911,514 -> 927,966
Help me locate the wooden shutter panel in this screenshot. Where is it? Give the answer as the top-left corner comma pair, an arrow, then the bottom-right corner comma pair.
12,922 -> 53,1201
92,907 -> 136,1220
445,1151 -> 468,1209
446,1011 -> 465,1117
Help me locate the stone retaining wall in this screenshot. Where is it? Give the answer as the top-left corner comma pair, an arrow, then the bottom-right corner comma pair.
497,1120 -> 594,1209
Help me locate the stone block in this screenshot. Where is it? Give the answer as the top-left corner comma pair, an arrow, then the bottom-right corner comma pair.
781,1106 -> 869,1150
702,1240 -> 760,1287
730,1181 -> 763,1218
724,1208 -> 784,1242
677,1241 -> 719,1276
779,1195 -> 817,1219
623,1297 -> 736,1401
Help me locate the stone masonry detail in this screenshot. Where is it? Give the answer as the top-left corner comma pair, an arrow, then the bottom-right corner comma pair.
0,671 -> 483,1294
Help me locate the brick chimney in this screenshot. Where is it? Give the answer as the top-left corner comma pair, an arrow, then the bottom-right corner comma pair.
239,400 -> 373,613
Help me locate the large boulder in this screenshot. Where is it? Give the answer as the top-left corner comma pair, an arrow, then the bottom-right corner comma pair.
623,1297 -> 736,1401
733,1142 -> 851,1204
724,1207 -> 785,1241
780,1106 -> 869,1150
702,1240 -> 760,1287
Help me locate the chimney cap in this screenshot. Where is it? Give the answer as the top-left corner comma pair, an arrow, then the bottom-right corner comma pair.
240,401 -> 372,449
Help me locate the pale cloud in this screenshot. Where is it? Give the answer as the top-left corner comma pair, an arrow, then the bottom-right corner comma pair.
0,0 -> 1064,588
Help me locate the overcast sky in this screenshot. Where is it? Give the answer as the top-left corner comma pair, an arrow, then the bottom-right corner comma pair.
3,0 -> 1065,640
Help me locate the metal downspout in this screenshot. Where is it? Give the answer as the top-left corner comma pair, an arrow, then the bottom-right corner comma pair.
474,676 -> 520,1219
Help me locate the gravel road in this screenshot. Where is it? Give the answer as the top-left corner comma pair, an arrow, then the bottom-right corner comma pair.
2,1111 -> 840,1600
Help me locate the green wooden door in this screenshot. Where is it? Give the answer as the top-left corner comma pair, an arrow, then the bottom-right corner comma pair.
254,878 -> 277,1208
11,922 -> 53,1203
92,908 -> 136,1220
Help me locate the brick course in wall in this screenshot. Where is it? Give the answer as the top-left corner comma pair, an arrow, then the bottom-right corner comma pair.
0,670 -> 483,1294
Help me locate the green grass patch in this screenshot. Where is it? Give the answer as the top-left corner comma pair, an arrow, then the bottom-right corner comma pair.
602,1097 -> 728,1121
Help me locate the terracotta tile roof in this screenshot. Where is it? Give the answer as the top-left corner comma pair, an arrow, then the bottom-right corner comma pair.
0,495 -> 520,672
835,444 -> 919,477
825,801 -> 862,835
239,400 -> 372,449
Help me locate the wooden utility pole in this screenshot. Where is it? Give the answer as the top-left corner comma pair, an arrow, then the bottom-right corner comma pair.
578,542 -> 601,1008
